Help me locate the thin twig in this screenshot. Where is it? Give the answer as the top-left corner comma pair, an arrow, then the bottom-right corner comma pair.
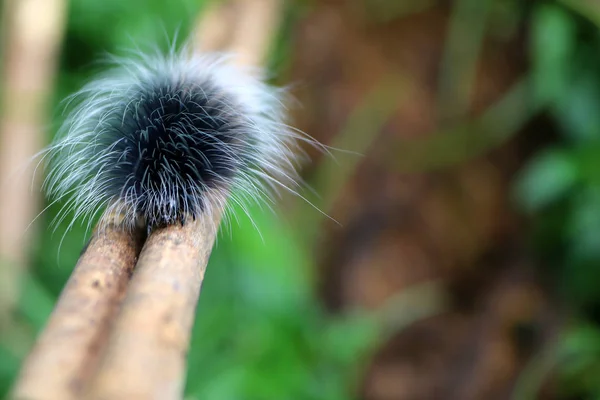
12,223 -> 145,400
84,214 -> 220,400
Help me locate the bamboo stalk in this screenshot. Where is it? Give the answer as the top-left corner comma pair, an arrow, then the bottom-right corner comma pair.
228,0 -> 282,68
0,0 -> 66,329
12,223 -> 145,400
194,0 -> 282,67
84,213 -> 220,400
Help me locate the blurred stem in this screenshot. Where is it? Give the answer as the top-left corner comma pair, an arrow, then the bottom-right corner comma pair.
375,281 -> 448,339
390,76 -> 543,172
300,73 -> 412,234
348,282 -> 448,397
511,338 -> 560,400
559,0 -> 600,28
437,0 -> 492,122
0,0 -> 66,329
193,0 -> 282,67
364,0 -> 436,23
319,75 -> 408,210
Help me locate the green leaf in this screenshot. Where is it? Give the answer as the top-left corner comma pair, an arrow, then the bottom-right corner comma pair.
514,148 -> 579,212
531,4 -> 576,105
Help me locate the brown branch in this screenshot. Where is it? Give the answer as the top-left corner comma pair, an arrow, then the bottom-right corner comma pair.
84,214 -> 220,400
12,223 -> 145,400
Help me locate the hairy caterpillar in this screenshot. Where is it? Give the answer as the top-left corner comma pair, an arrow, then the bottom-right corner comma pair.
42,46 -> 320,234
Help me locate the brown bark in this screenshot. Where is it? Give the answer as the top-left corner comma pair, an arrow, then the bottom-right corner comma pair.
83,214 -> 220,400
12,223 -> 145,400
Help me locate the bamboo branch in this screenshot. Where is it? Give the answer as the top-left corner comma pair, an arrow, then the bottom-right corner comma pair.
84,214 -> 220,400
193,0 -> 282,67
0,0 -> 66,329
11,223 -> 145,400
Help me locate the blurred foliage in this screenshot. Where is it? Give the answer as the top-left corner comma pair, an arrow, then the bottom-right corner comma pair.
185,207 -> 377,400
514,1 -> 600,398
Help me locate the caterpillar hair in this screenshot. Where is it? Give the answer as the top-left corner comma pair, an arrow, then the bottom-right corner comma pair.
43,46 -> 318,234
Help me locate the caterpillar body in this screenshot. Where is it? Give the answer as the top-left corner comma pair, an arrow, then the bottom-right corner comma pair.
44,47 -> 310,233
